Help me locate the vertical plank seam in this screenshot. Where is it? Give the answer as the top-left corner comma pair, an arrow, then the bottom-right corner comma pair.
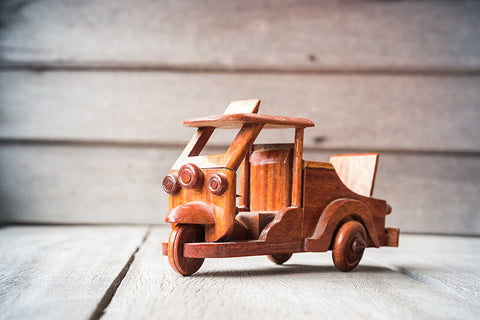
88,227 -> 152,320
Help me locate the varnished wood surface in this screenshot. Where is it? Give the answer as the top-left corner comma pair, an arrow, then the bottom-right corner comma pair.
305,199 -> 384,252
168,225 -> 205,276
329,153 -> 379,197
2,226 -> 479,319
249,146 -> 293,211
292,128 -> 304,208
332,220 -> 367,271
235,212 -> 275,240
223,99 -> 260,115
302,165 -> 387,241
183,240 -> 303,258
168,168 -> 236,242
184,113 -> 315,129
258,208 -> 303,242
237,156 -> 250,210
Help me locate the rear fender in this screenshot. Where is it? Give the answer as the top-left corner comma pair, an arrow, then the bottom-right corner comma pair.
165,201 -> 215,225
305,198 -> 380,252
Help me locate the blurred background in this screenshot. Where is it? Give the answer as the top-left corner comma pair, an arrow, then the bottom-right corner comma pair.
0,0 -> 479,235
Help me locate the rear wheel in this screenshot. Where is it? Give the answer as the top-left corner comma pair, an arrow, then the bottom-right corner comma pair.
267,253 -> 292,265
332,220 -> 366,272
168,224 -> 204,276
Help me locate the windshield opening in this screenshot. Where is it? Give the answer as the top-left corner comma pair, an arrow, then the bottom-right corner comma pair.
254,128 -> 295,145
178,124 -> 263,171
192,128 -> 241,157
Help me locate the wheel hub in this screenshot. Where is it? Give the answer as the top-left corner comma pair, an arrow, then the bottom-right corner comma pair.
352,237 -> 366,255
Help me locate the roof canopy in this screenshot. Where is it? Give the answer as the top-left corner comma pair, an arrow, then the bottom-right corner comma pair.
184,113 -> 315,129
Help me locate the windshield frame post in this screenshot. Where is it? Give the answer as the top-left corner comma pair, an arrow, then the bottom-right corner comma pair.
292,127 -> 304,208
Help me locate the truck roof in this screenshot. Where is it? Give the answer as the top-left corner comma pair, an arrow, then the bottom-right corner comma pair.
184,113 -> 315,129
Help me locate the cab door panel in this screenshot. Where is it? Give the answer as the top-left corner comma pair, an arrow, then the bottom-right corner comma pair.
249,144 -> 293,211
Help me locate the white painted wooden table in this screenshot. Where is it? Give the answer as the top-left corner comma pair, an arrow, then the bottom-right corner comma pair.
1,226 -> 478,320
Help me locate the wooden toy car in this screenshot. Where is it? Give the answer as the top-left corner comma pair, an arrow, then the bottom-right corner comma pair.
161,99 -> 399,275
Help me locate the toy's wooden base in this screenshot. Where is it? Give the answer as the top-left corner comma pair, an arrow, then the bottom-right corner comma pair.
188,241 -> 301,258
161,228 -> 399,259
162,241 -> 303,258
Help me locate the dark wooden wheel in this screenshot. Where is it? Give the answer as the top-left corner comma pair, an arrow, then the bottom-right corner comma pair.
332,220 -> 367,272
168,224 -> 204,276
267,253 -> 292,265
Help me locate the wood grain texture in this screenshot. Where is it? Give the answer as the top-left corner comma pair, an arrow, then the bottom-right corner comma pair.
302,165 -> 387,243
258,207 -> 303,242
292,128 -> 304,207
0,225 -> 148,320
0,144 -> 171,225
368,235 -> 480,304
103,227 -> 480,320
332,220 -> 367,272
165,202 -> 215,225
1,71 -> 480,152
1,0 -> 479,69
249,146 -> 293,211
237,156 -> 250,210
168,224 -> 205,276
184,113 -> 314,128
1,145 -> 479,235
305,198 -> 384,252
168,168 -> 236,242
330,153 -> 379,197
182,240 -> 303,259
235,212 -> 275,240
223,99 -> 260,115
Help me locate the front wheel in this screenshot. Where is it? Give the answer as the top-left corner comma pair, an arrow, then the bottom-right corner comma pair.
332,220 -> 367,272
168,224 -> 204,276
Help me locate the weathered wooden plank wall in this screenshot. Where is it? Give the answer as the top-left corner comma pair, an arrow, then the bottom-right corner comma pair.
0,0 -> 479,234
1,0 -> 480,69
1,71 -> 479,151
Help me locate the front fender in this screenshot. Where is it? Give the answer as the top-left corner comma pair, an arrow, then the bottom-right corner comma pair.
165,201 -> 215,225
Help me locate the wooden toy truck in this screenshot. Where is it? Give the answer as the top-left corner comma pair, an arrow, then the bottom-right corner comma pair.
161,99 -> 399,275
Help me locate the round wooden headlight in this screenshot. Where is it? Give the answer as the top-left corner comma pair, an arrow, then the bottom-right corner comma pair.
178,163 -> 204,189
162,173 -> 181,195
208,173 -> 228,195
